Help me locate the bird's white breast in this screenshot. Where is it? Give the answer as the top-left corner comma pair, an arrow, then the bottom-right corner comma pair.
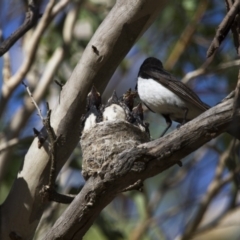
137,77 -> 186,115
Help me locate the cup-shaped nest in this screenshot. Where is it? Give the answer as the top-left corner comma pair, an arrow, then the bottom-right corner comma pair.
81,120 -> 150,179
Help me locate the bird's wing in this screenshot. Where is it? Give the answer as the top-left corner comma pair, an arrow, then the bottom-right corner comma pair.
144,70 -> 210,111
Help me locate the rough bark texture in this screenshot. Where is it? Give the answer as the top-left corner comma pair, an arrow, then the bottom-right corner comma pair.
43,97 -> 240,240
81,121 -> 150,179
0,1 -> 168,239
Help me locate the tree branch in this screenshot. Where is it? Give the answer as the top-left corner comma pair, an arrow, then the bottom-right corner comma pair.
230,0 -> 240,116
2,52 -> 12,82
0,0 -> 40,56
0,1 -> 168,239
21,81 -> 44,121
43,96 -> 240,239
0,137 -> 32,153
0,0 -> 71,118
51,0 -> 72,18
181,59 -> 240,83
164,0 -> 208,70
225,0 -> 234,11
179,139 -> 239,240
0,3 -> 81,183
207,0 -> 240,58
233,70 -> 240,115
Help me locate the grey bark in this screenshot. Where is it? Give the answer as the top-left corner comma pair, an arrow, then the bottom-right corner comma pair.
0,1 -> 167,239
43,96 -> 240,240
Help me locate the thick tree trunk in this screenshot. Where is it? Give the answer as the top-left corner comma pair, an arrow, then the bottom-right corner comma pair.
0,1 -> 167,239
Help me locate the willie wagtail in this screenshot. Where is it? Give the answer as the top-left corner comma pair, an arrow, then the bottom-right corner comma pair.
136,57 -> 211,137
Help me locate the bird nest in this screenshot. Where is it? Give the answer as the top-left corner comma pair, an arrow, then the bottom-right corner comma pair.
80,87 -> 150,179
81,120 -> 150,179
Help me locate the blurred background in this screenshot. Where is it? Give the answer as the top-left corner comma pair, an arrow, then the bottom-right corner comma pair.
0,0 -> 240,239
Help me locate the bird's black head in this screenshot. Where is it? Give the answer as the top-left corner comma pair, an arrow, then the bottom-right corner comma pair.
138,57 -> 164,77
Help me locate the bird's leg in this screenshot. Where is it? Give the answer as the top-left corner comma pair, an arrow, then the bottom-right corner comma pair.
177,108 -> 188,128
160,114 -> 172,137
182,108 -> 188,125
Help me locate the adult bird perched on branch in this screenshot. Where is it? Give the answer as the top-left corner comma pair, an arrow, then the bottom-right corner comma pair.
136,57 -> 240,140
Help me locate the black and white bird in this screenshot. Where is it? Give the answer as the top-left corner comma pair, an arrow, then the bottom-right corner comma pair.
81,86 -> 102,132
103,91 -> 126,121
136,57 -> 210,136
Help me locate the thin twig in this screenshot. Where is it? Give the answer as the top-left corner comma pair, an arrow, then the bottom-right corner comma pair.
225,0 -> 234,11
54,80 -> 64,89
207,0 -> 240,58
41,104 -> 76,204
229,0 -> 240,116
230,3 -> 240,54
180,140 -> 239,240
51,0 -> 72,18
0,0 -> 40,56
165,0 -> 208,70
0,0 -> 56,118
23,81 -> 75,203
2,52 -> 12,82
0,1 -> 81,186
22,81 -> 44,121
44,105 -> 57,188
0,137 -> 32,153
39,109 -> 75,204
182,59 -> 240,83
233,70 -> 240,115
40,185 -> 75,204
